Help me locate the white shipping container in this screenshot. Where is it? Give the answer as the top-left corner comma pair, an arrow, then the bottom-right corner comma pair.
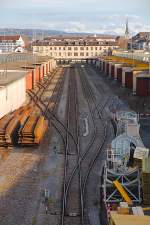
0,76 -> 26,119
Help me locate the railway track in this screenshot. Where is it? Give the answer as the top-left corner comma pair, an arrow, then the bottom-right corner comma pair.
61,65 -> 109,225
28,67 -> 77,148
78,66 -> 108,225
28,64 -> 110,225
61,67 -> 83,225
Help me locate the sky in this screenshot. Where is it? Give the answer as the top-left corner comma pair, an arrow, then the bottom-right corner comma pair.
0,0 -> 150,35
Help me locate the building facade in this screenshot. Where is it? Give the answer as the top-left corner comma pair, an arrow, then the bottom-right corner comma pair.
132,32 -> 150,50
33,35 -> 118,59
0,35 -> 29,53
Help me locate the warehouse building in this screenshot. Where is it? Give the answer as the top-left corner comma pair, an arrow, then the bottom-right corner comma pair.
33,35 -> 119,59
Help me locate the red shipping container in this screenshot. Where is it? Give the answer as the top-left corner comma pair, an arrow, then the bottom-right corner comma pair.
46,63 -> 48,74
125,71 -> 133,89
35,66 -> 40,82
117,68 -> 122,82
136,78 -> 150,96
106,63 -> 109,75
32,70 -> 36,89
49,61 -> 51,72
111,65 -> 115,78
103,62 -> 105,72
40,65 -> 44,79
42,65 -> 44,76
26,71 -> 33,90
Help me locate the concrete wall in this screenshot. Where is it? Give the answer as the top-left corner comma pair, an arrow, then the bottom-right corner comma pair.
0,77 -> 26,119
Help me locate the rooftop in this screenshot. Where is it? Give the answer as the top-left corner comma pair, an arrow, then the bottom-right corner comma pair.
0,35 -> 21,41
104,56 -> 149,71
0,55 -> 52,70
0,70 -> 27,87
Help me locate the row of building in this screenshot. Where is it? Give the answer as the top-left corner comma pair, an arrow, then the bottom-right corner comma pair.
0,31 -> 149,56
88,56 -> 150,96
0,57 -> 56,119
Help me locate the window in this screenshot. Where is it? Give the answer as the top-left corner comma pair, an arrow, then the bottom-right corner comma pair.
59,52 -> 61,56
86,47 -> 88,50
59,47 -> 61,50
74,47 -> 78,51
54,47 -> 57,50
74,52 -> 78,56
68,47 -> 71,50
80,52 -> 84,56
68,52 -> 72,56
80,47 -> 84,50
91,47 -> 93,50
86,52 -> 89,56
95,47 -> 97,50
63,47 -> 66,50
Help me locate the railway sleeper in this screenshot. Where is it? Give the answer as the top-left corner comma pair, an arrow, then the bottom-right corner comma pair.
65,212 -> 81,217
67,152 -> 77,155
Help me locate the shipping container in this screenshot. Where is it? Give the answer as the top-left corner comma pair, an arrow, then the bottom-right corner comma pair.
103,61 -> 105,72
125,71 -> 133,89
111,65 -> 115,78
136,77 -> 150,96
26,70 -> 35,90
117,68 -> 122,83
26,71 -> 33,90
49,61 -> 51,72
43,65 -> 45,76
46,63 -> 48,74
106,62 -> 109,75
0,73 -> 26,119
40,65 -> 44,79
35,66 -> 40,82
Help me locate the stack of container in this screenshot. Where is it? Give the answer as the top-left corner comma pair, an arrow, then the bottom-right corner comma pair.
142,158 -> 150,205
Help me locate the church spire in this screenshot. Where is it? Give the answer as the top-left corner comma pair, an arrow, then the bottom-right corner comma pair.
125,18 -> 129,38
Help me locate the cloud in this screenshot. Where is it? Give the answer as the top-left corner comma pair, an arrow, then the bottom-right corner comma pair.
0,1 -> 150,35
15,14 -> 149,36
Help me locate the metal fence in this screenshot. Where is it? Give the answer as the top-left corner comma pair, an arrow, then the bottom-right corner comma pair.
0,53 -> 34,63
113,51 -> 150,63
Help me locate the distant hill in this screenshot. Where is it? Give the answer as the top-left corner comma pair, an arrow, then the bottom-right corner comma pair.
0,28 -> 117,39
0,28 -> 67,39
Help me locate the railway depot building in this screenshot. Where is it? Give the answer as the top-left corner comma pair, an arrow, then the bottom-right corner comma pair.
33,35 -> 119,59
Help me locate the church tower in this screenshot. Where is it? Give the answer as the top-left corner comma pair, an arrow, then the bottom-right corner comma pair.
125,19 -> 129,39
